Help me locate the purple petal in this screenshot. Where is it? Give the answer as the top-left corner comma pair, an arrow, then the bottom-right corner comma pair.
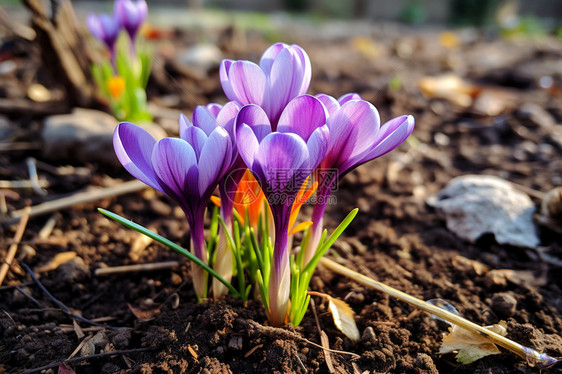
236,124 -> 260,169
192,105 -> 219,136
277,95 -> 326,141
255,133 -> 309,194
220,59 -> 237,102
181,125 -> 208,159
362,115 -> 414,160
268,48 -> 298,120
86,14 -> 104,41
315,94 -> 340,117
326,100 -> 380,169
235,104 -> 272,142
198,128 -> 232,197
178,113 -> 191,140
228,61 -> 268,107
259,42 -> 287,75
291,44 -> 311,95
215,101 -> 241,139
338,93 -> 362,105
113,122 -> 161,192
206,103 -> 223,118
115,0 -> 147,36
306,125 -> 329,171
151,137 -> 197,199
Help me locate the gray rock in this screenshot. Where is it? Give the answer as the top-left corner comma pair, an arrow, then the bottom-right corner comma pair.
42,108 -> 119,166
177,44 -> 223,73
427,175 -> 539,248
42,108 -> 166,167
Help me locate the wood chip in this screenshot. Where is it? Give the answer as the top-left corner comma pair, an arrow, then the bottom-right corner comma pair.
187,345 -> 198,360
0,206 -> 31,286
73,319 -> 85,339
321,330 -> 335,373
244,344 -> 263,358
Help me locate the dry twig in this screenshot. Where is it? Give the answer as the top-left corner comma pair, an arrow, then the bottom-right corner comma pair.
21,263 -> 119,330
94,261 -> 179,277
0,206 -> 31,286
2,180 -> 147,224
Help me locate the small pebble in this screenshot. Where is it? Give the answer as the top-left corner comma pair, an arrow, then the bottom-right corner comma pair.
361,326 -> 376,343
491,292 -> 517,316
228,336 -> 243,350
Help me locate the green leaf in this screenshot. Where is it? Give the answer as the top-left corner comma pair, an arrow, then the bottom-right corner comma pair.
98,208 -> 241,298
303,209 -> 358,275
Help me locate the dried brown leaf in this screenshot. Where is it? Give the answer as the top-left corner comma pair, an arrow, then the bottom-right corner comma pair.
127,302 -> 161,321
36,251 -> 77,273
487,269 -> 547,288
327,297 -> 360,342
440,322 -> 507,364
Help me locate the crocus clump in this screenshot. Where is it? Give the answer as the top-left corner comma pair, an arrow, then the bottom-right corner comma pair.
87,0 -> 151,123
108,41 -> 414,327
236,95 -> 328,325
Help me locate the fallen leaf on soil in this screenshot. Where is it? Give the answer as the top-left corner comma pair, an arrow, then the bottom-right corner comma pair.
439,321 -> 507,364
327,296 -> 360,343
418,74 -> 476,107
58,362 -> 76,374
35,251 -> 77,273
452,255 -> 489,275
127,302 -> 161,321
471,88 -> 518,116
487,269 -> 548,288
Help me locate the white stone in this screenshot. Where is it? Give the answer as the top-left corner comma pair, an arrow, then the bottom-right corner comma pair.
427,175 -> 539,248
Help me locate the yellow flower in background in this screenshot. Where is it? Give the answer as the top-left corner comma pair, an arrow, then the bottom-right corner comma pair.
439,31 -> 460,49
107,76 -> 125,99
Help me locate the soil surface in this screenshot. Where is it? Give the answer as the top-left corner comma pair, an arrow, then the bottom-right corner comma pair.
1,11 -> 562,374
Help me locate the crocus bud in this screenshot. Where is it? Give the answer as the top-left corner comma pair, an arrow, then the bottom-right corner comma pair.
87,13 -> 121,53
115,0 -> 148,42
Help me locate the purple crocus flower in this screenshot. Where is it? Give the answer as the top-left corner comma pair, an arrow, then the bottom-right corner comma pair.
182,102 -> 244,298
113,110 -> 235,299
236,95 -> 328,325
302,93 -> 415,265
87,13 -> 121,55
220,43 -> 311,127
115,0 -> 148,42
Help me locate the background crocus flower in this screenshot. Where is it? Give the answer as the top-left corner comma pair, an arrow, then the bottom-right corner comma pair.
114,116 -> 233,299
302,93 -> 415,265
220,43 -> 311,126
87,13 -> 121,55
181,102 -> 243,298
115,0 -> 148,43
236,95 -> 328,325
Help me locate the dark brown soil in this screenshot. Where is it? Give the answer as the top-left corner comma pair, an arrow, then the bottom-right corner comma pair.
1,16 -> 562,374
